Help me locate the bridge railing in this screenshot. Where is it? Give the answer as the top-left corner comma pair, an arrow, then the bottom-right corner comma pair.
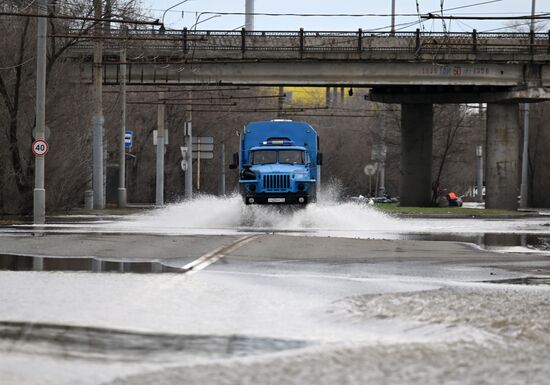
68,28 -> 550,58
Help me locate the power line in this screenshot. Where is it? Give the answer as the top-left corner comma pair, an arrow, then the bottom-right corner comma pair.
0,11 -> 160,25
423,13 -> 550,21
480,18 -> 549,33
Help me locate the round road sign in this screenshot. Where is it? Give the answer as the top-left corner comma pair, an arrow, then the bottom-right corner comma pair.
32,139 -> 49,157
364,164 -> 377,176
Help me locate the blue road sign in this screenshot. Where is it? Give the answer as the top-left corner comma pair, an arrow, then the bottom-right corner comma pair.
124,131 -> 133,148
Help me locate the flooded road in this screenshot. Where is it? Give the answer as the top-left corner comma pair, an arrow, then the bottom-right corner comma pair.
1,196 -> 550,385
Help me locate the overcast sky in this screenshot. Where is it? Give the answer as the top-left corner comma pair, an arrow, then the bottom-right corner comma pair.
140,0 -> 550,32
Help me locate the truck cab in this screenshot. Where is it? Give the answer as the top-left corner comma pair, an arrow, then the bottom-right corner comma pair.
231,120 -> 321,205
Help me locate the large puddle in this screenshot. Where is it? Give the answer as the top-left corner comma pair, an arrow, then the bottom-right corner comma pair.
0,254 -> 179,273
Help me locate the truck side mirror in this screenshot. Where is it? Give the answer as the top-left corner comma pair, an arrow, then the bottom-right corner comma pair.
316,153 -> 323,166
229,152 -> 239,169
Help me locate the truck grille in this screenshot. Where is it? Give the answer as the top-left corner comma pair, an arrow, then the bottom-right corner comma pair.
263,174 -> 290,191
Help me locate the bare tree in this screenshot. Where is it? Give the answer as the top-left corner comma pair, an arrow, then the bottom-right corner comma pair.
0,0 -> 142,214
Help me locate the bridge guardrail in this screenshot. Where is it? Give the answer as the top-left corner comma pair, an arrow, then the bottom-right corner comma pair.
65,28 -> 550,59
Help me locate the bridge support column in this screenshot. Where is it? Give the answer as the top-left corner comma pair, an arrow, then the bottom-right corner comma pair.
486,103 -> 520,210
400,104 -> 433,207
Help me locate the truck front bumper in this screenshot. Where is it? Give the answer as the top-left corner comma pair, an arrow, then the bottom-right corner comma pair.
243,193 -> 312,205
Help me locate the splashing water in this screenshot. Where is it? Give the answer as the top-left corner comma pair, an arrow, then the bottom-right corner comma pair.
103,182 -> 550,238
111,192 -> 396,236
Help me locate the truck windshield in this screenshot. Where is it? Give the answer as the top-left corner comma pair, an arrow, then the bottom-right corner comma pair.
278,150 -> 304,164
252,150 -> 277,164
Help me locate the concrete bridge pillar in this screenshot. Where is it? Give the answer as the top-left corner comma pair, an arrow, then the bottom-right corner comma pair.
400,104 -> 433,207
486,103 -> 520,210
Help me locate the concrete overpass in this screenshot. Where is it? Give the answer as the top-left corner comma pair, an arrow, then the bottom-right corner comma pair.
68,28 -> 550,209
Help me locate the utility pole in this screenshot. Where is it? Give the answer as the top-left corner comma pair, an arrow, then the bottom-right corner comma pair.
184,89 -> 193,199
391,0 -> 396,35
531,0 -> 536,32
520,0 -> 535,208
92,0 -> 105,209
277,86 -> 284,117
34,0 -> 47,224
245,0 -> 254,31
118,27 -> 127,208
156,92 -> 165,206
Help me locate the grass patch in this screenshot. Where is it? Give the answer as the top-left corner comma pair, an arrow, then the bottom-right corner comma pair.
374,203 -> 534,217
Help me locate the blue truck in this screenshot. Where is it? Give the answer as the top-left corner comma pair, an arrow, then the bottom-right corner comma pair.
230,120 -> 322,205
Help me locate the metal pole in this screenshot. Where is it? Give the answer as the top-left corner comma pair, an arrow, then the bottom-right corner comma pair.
219,142 -> 226,196
531,0 -> 536,33
118,29 -> 127,208
520,104 -> 529,208
391,0 -> 396,35
156,92 -> 165,206
476,145 -> 484,202
378,111 -> 387,197
369,175 -> 372,196
92,0 -> 105,209
277,86 -> 284,117
316,164 -> 321,197
33,0 -> 47,224
185,89 -> 193,199
245,0 -> 254,31
197,137 -> 201,191
185,122 -> 193,199
374,167 -> 379,198
378,163 -> 385,197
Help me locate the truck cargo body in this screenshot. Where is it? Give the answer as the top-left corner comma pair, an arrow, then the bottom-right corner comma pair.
233,120 -> 321,205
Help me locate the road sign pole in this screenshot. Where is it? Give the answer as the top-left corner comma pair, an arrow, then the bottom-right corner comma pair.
369,175 -> 372,196
118,30 -> 127,208
33,0 -> 47,224
156,92 -> 165,206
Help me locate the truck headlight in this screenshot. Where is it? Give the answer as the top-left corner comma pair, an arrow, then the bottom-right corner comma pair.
248,184 -> 256,192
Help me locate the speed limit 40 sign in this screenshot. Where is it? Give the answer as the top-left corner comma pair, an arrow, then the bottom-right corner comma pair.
32,139 -> 49,157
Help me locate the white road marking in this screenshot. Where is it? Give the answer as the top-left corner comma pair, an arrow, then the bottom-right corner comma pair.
181,234 -> 261,274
